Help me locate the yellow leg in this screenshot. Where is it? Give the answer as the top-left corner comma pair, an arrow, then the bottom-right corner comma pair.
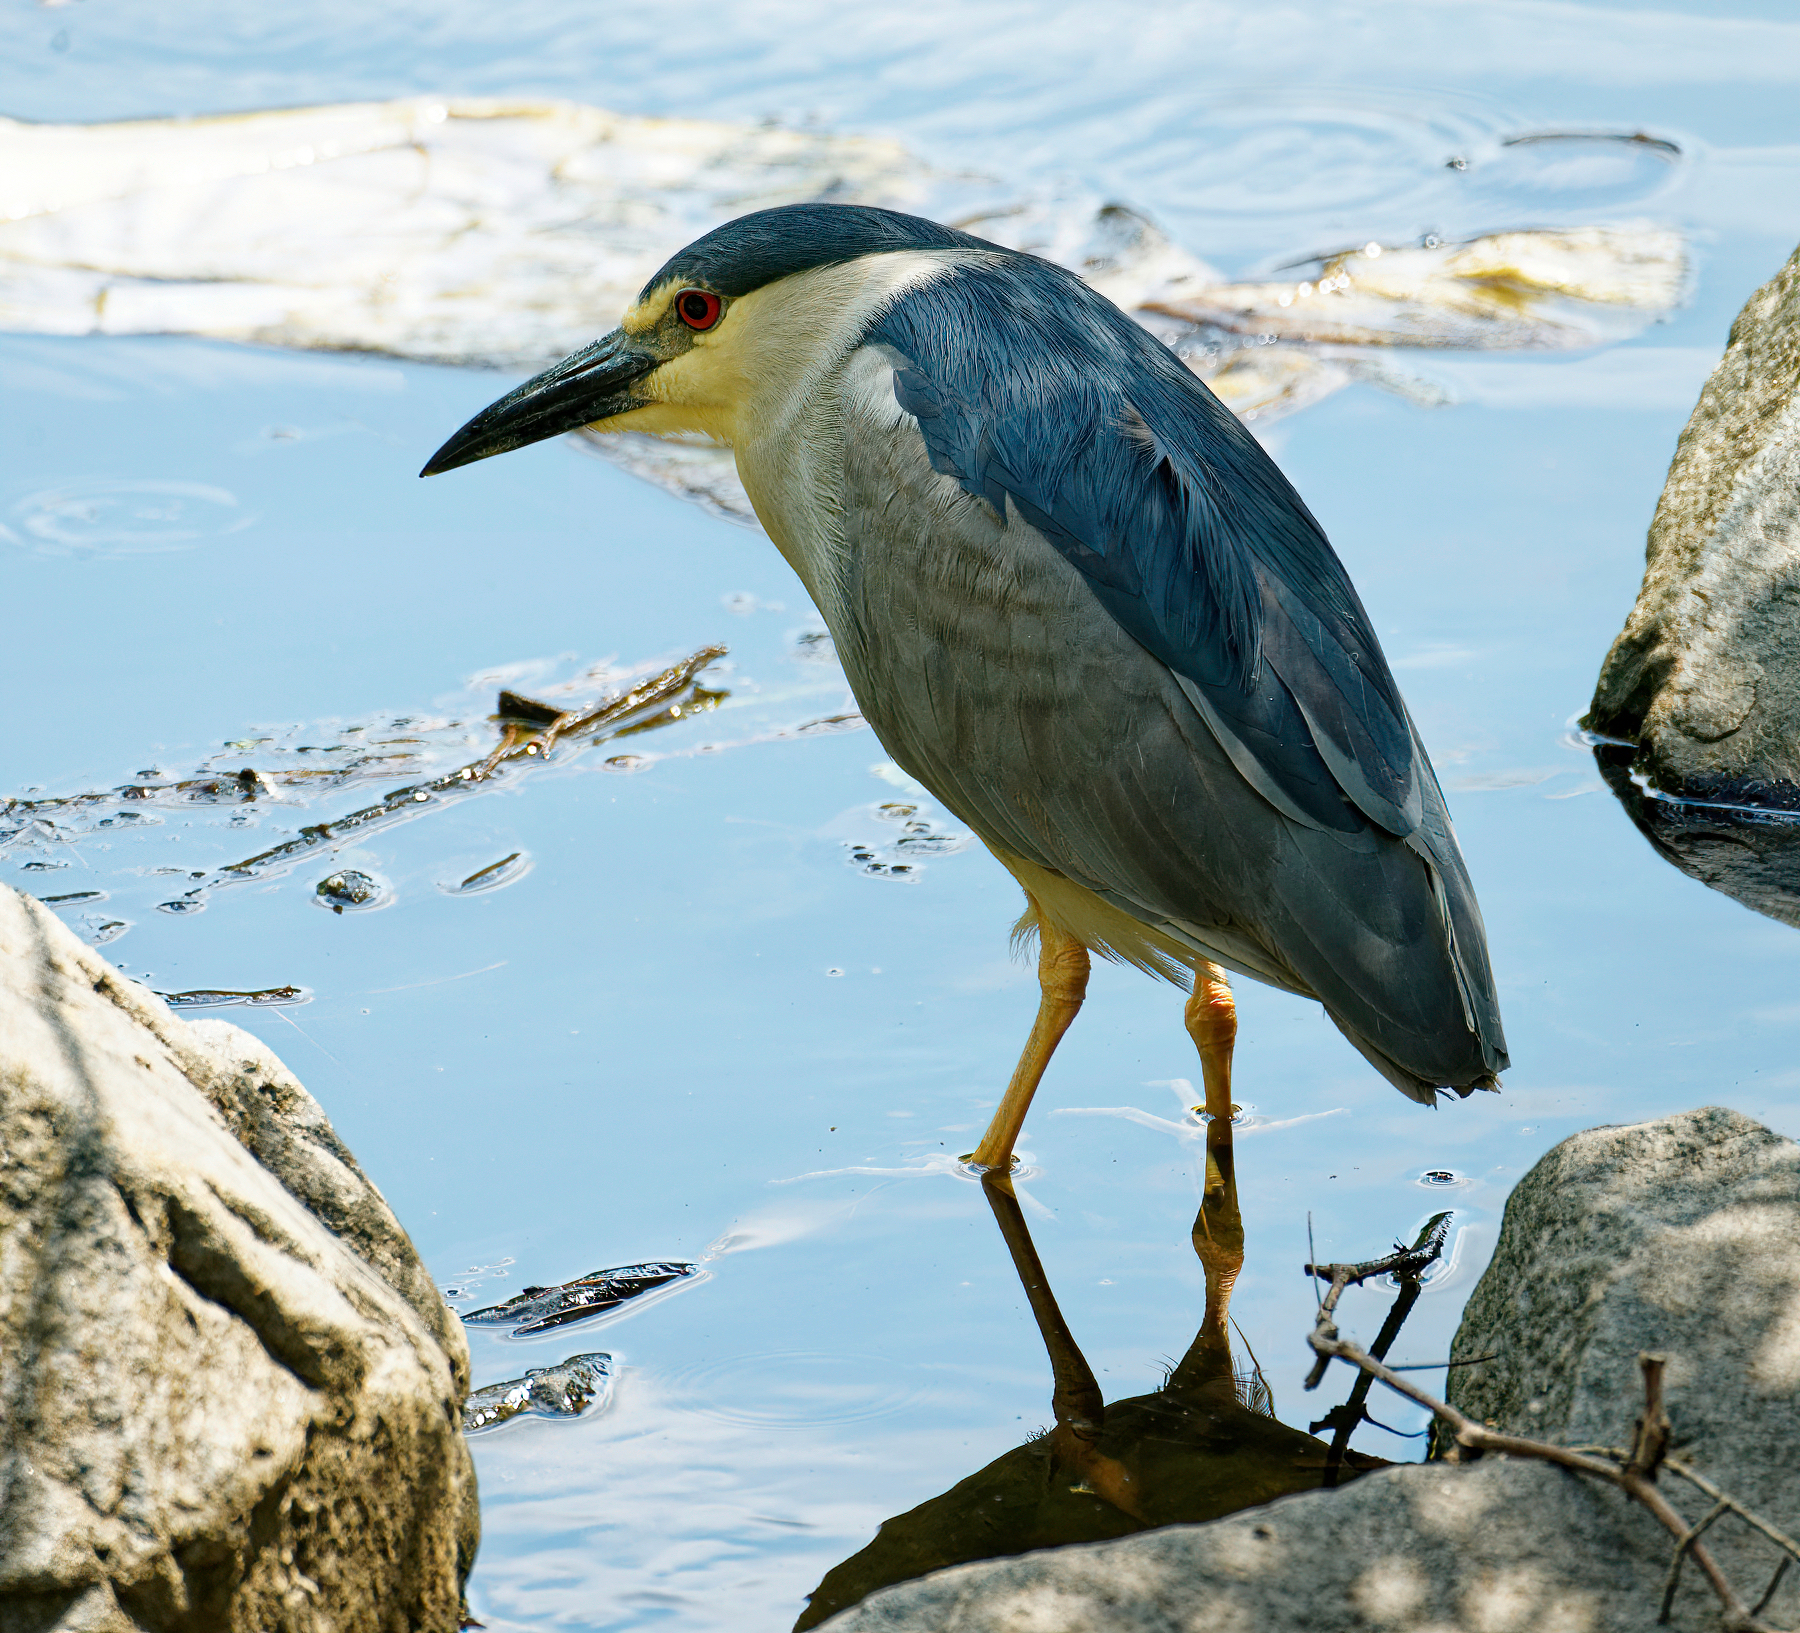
968,910 -> 1090,1170
1185,959 -> 1238,1126
1185,961 -> 1243,1373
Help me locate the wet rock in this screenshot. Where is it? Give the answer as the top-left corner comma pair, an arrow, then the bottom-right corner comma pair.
0,883 -> 477,1629
1588,240 -> 1800,801
465,1352 -> 614,1432
463,1261 -> 699,1336
820,1108 -> 1800,1632
314,867 -> 386,912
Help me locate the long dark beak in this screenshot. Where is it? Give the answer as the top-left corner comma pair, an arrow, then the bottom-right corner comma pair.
419,329 -> 660,476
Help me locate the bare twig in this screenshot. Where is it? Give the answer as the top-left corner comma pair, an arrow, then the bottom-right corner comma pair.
1305,1214 -> 1453,1485
192,645 -> 728,894
1663,1459 -> 1800,1571
1305,1312 -> 1795,1633
1571,1449 -> 1800,1584
1307,1212 -> 1322,1309
1662,1499 -> 1734,1621
1756,1560 -> 1793,1618
1301,1211 -> 1451,1392
1626,1352 -> 1672,1481
1384,1354 -> 1497,1372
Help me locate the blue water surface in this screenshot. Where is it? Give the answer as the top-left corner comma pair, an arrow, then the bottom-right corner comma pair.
5,2 -> 1800,1626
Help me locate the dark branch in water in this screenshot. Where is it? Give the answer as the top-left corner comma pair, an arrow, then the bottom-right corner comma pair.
1304,1247 -> 1800,1633
1301,1210 -> 1451,1391
17,645 -> 729,913
1303,1212 -> 1452,1485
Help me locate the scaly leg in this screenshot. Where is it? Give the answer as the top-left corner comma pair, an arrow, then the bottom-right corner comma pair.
968,911 -> 1090,1171
1184,961 -> 1243,1376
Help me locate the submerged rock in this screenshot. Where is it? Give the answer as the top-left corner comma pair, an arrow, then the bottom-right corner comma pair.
313,867 -> 386,912
464,1352 -> 614,1432
0,883 -> 477,1629
819,1108 -> 1800,1632
462,1261 -> 700,1336
1588,241 -> 1800,811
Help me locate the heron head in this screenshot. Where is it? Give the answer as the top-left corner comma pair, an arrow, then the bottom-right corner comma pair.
420,204 -> 989,478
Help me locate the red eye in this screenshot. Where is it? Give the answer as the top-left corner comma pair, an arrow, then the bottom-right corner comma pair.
675,288 -> 722,331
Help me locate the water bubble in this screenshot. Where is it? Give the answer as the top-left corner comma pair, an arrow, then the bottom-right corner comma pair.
845,809 -> 968,879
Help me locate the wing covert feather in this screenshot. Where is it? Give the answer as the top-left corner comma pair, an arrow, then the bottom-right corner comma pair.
873,265 -> 1421,840
826,346 -> 1506,1095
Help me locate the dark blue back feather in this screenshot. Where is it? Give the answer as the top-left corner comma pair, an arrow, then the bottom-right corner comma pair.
869,259 -> 1422,839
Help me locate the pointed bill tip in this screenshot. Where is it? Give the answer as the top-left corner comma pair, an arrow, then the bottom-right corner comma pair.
417,329 -> 655,481
419,419 -> 507,478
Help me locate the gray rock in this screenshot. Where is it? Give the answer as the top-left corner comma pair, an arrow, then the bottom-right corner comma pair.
0,884 -> 477,1630
1449,1105 -> 1800,1609
1588,242 -> 1800,798
820,1108 -> 1800,1632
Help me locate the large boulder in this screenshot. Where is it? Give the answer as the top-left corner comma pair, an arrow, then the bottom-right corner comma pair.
0,884 -> 477,1631
819,1107 -> 1800,1632
1587,242 -> 1800,800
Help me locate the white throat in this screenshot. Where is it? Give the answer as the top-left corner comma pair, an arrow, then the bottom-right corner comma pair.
725,250 -> 977,617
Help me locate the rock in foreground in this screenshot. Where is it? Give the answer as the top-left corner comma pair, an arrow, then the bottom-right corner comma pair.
820,1107 -> 1800,1631
0,884 -> 477,1630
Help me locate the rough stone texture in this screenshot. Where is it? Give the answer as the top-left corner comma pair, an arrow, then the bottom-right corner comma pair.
1449,1106 -> 1800,1586
820,1108 -> 1800,1632
0,884 -> 477,1631
1588,241 -> 1800,796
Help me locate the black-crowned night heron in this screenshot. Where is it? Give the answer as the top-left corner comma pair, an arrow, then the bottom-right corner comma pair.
423,204 -> 1508,1189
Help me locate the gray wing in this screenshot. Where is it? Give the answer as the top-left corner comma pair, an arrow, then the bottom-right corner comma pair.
826,350 -> 1505,1100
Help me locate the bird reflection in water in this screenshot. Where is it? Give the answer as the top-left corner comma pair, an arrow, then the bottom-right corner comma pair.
795,1113 -> 1381,1630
